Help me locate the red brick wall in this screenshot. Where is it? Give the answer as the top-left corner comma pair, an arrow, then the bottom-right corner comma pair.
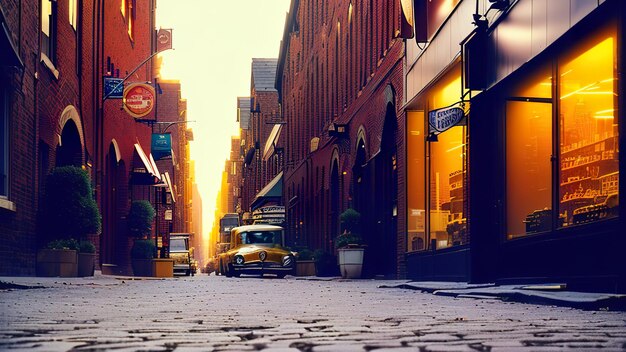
277,0 -> 406,276
0,1 -> 40,275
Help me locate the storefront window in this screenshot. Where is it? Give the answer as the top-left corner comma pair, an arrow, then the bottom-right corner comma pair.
558,32 -> 618,227
506,101 -> 552,238
406,67 -> 466,252
430,125 -> 467,249
505,24 -> 618,240
407,111 -> 425,251
429,72 -> 467,250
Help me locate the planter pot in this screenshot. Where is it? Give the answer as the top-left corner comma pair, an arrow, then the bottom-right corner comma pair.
338,247 -> 364,279
153,258 -> 174,278
36,249 -> 78,277
131,259 -> 153,277
77,253 -> 96,277
296,260 -> 316,276
314,255 -> 339,277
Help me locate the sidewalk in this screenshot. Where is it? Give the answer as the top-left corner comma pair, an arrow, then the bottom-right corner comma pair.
379,281 -> 626,311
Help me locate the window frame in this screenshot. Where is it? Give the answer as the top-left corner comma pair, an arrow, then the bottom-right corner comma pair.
503,24 -> 620,242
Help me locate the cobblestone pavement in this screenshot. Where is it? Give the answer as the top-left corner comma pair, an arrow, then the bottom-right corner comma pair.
1,274 -> 626,351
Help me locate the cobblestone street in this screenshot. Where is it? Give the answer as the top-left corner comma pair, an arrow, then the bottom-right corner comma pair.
1,274 -> 626,351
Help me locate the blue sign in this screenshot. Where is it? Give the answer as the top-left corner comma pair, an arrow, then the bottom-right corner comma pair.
151,133 -> 172,161
104,77 -> 124,99
428,106 -> 465,134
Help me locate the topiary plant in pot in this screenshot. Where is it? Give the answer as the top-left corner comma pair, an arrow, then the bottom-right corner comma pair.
37,166 -> 102,277
336,208 -> 365,279
130,239 -> 156,276
128,200 -> 156,239
127,201 -> 156,276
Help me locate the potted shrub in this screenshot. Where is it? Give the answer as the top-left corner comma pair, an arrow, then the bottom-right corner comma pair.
77,240 -> 96,277
336,208 -> 365,279
36,239 -> 79,277
128,200 -> 156,276
295,248 -> 316,276
128,200 -> 156,239
130,239 -> 156,276
313,249 -> 338,277
37,166 -> 102,277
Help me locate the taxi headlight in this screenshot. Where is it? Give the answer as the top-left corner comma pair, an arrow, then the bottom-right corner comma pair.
282,255 -> 294,267
234,255 -> 245,265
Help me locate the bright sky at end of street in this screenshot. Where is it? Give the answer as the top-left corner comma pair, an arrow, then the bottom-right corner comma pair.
156,0 -> 291,242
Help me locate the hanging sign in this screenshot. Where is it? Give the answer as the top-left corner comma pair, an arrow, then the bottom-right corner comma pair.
104,77 -> 124,99
428,106 -> 465,134
123,83 -> 155,119
151,133 -> 172,160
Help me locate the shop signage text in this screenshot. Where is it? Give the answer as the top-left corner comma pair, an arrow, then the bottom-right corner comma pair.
151,133 -> 172,160
123,83 -> 155,119
428,106 -> 464,134
104,77 -> 124,99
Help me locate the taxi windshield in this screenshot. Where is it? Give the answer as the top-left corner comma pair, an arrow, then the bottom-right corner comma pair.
170,238 -> 188,252
240,231 -> 280,245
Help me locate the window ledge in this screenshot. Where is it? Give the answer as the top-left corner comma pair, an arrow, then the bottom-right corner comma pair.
40,53 -> 59,80
0,198 -> 16,212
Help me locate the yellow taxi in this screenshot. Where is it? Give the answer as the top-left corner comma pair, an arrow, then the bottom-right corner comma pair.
217,224 -> 295,278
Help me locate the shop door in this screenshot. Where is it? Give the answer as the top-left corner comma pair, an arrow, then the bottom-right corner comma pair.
505,100 -> 553,239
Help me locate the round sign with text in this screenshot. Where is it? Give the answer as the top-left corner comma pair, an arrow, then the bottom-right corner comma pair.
123,83 -> 155,119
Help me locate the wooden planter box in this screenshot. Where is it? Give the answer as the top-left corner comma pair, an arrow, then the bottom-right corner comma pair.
296,260 -> 316,276
153,258 -> 174,277
77,253 -> 96,277
37,249 -> 78,277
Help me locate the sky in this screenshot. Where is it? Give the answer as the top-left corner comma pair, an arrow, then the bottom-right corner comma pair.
156,0 -> 291,240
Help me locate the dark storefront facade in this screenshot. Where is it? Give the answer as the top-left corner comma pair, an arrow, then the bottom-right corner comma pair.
404,0 -> 625,291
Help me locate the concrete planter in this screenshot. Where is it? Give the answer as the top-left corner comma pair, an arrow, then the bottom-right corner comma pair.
77,253 -> 96,277
36,249 -> 78,277
296,260 -> 316,276
153,258 -> 174,277
338,247 -> 364,279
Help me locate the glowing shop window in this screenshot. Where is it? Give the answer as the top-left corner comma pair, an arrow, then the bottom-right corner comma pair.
559,32 -> 618,227
506,101 -> 552,238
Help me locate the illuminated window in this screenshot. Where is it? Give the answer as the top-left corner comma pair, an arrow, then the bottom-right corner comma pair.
69,0 -> 77,30
121,0 -> 134,39
505,24 -> 618,239
559,31 -> 618,227
407,67 -> 467,252
407,111 -> 425,252
41,0 -> 56,61
506,99 -> 552,238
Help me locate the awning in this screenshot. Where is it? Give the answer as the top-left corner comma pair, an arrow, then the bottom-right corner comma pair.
251,171 -> 283,210
244,147 -> 255,166
163,172 -> 175,202
132,143 -> 161,184
262,124 -> 283,161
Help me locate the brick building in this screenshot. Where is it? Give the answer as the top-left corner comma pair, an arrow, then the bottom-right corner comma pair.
0,1 -> 39,275
0,0 -> 190,276
241,58 -> 283,215
276,0 -> 407,277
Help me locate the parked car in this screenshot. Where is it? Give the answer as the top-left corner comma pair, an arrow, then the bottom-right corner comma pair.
218,224 -> 295,278
169,233 -> 193,276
